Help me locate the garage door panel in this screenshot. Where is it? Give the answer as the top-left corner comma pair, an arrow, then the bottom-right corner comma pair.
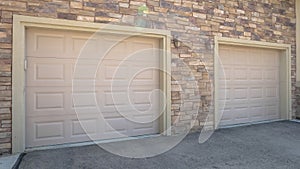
71,36 -> 97,57
71,119 -> 98,137
26,117 -> 66,147
247,51 -> 263,65
232,68 -> 248,80
232,88 -> 248,100
27,58 -> 74,87
104,118 -> 128,133
262,50 -> 279,65
35,121 -> 65,139
96,60 -> 131,82
27,28 -> 96,59
249,68 -> 263,80
26,87 -> 70,116
73,63 -> 99,80
72,92 -> 98,108
27,29 -> 68,58
35,92 -> 64,110
249,106 -> 266,117
26,114 -> 104,147
249,87 -> 264,99
265,87 -> 278,97
96,60 -> 160,86
263,70 -> 279,81
219,45 -> 280,126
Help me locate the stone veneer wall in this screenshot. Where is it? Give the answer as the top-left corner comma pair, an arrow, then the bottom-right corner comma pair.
0,0 -> 296,155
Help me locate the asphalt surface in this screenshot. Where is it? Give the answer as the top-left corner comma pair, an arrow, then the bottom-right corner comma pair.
19,121 -> 300,169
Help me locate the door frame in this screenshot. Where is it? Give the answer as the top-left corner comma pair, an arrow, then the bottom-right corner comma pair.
12,15 -> 172,153
214,36 -> 292,129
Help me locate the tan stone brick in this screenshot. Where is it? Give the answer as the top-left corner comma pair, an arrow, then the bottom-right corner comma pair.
171,85 -> 182,92
1,11 -> 12,19
220,25 -> 234,31
0,101 -> 11,108
70,9 -> 95,16
121,15 -> 135,24
0,108 -> 9,114
214,9 -> 224,14
236,26 -> 244,31
201,26 -> 211,31
108,13 -> 122,19
249,23 -> 257,28
274,31 -> 282,35
0,132 -> 11,139
77,15 -> 94,22
27,2 -> 40,7
0,128 -> 11,132
225,18 -> 235,22
244,32 -> 251,37
0,1 -> 26,9
83,6 -> 96,11
193,12 -> 206,19
1,120 -> 11,124
237,9 -> 245,14
130,1 -> 145,6
1,123 -> 11,128
119,3 -> 129,8
0,32 -> 6,39
0,143 -> 11,149
70,1 -> 83,9
179,54 -> 191,58
95,17 -> 119,23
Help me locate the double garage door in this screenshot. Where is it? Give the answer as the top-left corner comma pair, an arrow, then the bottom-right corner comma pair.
25,28 -> 284,148
218,45 -> 281,126
25,28 -> 161,148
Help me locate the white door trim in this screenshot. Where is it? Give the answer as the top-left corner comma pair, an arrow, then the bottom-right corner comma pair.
12,15 -> 172,153
214,36 -> 292,129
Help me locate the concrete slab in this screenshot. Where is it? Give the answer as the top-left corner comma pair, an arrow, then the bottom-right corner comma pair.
0,154 -> 20,169
19,121 -> 300,169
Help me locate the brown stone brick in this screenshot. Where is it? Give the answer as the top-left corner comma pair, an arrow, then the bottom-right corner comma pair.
57,13 -> 77,20
0,113 -> 11,119
120,8 -> 137,15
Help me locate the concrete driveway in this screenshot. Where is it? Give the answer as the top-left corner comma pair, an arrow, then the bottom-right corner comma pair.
19,121 -> 300,169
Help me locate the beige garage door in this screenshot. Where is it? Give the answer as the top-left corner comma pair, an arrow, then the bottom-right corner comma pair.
218,45 -> 280,126
25,28 -> 161,147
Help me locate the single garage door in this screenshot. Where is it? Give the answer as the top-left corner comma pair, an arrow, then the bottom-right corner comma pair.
218,45 -> 280,126
25,28 -> 161,147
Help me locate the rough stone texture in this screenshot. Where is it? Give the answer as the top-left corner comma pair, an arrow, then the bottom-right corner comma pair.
0,0 -> 297,154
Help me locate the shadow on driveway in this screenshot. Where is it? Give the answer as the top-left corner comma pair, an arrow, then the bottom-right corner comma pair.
19,121 -> 300,169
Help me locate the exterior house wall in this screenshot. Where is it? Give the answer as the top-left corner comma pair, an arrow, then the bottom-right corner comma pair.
0,0 -> 296,155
